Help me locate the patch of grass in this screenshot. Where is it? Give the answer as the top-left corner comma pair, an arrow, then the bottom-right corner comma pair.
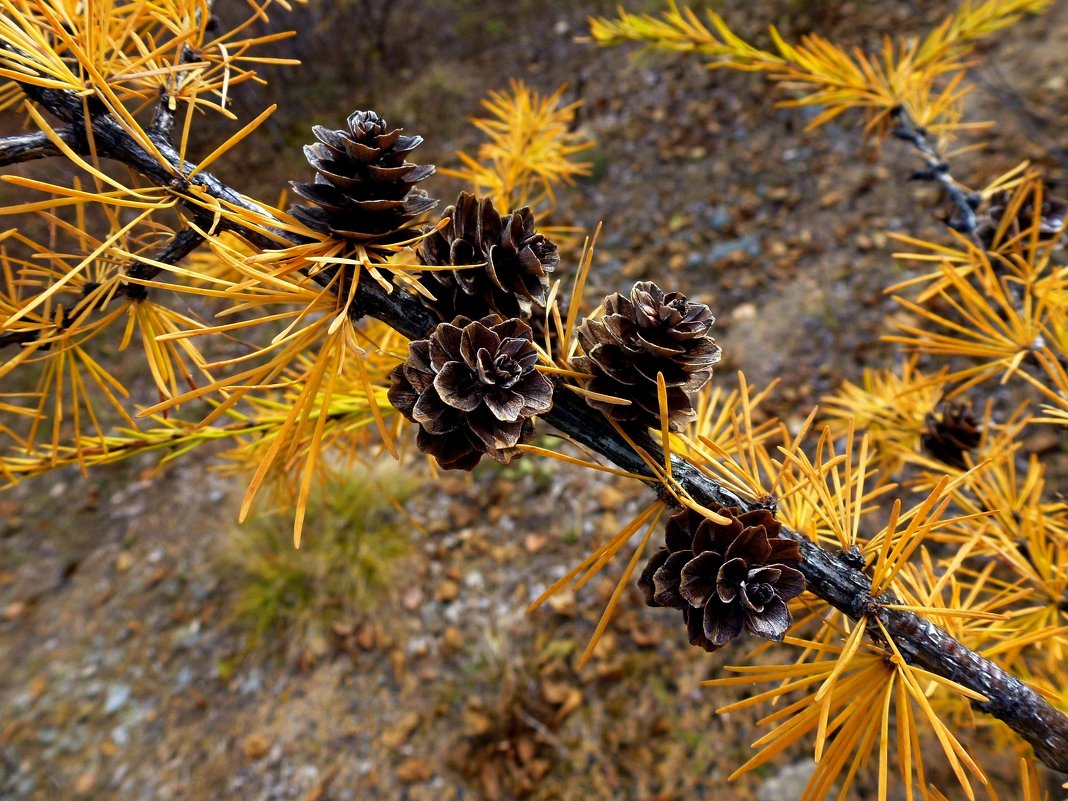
219,460 -> 422,661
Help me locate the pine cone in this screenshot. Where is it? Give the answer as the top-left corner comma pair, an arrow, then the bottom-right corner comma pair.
387,315 -> 553,470
420,192 -> 559,321
638,506 -> 804,652
289,110 -> 437,242
572,282 -> 721,431
975,189 -> 1067,250
922,402 -> 981,469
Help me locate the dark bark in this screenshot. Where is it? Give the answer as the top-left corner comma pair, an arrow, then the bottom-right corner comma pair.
891,107 -> 980,236
4,70 -> 1068,776
0,129 -> 67,167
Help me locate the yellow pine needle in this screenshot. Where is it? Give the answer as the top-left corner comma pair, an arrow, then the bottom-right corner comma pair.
527,500 -> 663,612
535,364 -> 589,379
187,103 -> 277,179
577,503 -> 662,668
564,384 -> 631,405
813,617 -> 868,730
5,206 -> 156,326
564,223 -> 600,361
877,619 -> 987,798
0,178 -> 169,211
513,444 -> 648,480
352,351 -> 397,461
443,80 -> 593,213
655,371 -> 672,480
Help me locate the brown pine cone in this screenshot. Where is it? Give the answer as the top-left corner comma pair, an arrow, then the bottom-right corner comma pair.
975,189 -> 1067,251
387,315 -> 553,470
289,110 -> 437,242
921,402 -> 981,469
638,505 -> 804,652
572,281 -> 721,431
420,192 -> 559,321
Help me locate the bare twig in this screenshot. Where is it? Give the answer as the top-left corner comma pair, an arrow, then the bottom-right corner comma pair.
0,129 -> 69,167
0,228 -> 208,348
891,106 -> 981,236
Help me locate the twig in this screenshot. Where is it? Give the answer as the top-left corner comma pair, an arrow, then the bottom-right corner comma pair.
5,69 -> 1068,777
0,228 -> 207,348
891,106 -> 981,236
123,227 -> 206,299
0,129 -> 69,167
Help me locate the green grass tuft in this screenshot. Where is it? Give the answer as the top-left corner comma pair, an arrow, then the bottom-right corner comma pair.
219,460 -> 422,661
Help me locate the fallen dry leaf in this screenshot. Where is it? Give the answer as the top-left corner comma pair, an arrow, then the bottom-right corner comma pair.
395,756 -> 432,783
241,733 -> 270,760
462,706 -> 495,737
436,579 -> 460,602
381,711 -> 421,748
524,533 -> 549,553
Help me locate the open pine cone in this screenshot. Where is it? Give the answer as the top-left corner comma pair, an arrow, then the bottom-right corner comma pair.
639,506 -> 804,652
387,315 -> 553,470
420,192 -> 559,321
922,402 -> 981,469
975,189 -> 1067,251
572,281 -> 721,431
289,110 -> 437,242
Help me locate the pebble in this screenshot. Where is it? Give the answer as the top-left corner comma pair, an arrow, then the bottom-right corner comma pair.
103,684 -> 131,715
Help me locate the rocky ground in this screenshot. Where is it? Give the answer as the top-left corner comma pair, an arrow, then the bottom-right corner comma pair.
1,1 -> 1067,800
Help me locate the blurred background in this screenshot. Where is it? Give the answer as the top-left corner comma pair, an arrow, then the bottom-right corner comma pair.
1,1 -> 1066,799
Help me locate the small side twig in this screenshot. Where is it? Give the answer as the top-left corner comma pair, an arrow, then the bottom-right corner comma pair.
150,88 -> 176,141
891,107 -> 981,236
0,228 -> 207,348
123,227 -> 206,299
0,129 -> 71,168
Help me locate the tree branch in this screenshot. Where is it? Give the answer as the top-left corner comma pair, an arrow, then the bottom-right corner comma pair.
6,76 -> 1067,775
891,107 -> 981,236
0,129 -> 69,167
0,227 -> 208,348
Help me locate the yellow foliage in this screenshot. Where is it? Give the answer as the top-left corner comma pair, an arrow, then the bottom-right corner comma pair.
442,80 -> 594,216
590,0 -> 1054,141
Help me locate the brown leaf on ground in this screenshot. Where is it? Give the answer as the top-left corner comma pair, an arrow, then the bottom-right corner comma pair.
382,711 -> 421,747
524,533 -> 549,553
436,579 -> 460,602
395,756 -> 432,783
300,765 -> 340,801
73,770 -> 97,795
462,706 -> 496,737
240,733 -> 270,760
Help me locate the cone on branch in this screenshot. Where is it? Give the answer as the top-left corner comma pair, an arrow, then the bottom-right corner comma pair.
638,506 -> 804,652
420,192 -> 559,321
289,110 -> 437,242
387,315 -> 553,470
572,281 -> 721,431
922,402 -> 981,469
975,188 -> 1068,250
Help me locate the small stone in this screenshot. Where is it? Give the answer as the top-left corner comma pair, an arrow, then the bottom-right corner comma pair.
732,302 -> 757,321
103,684 -> 131,715
3,601 -> 26,621
73,770 -> 97,795
442,626 -> 463,652
597,484 -> 629,510
546,589 -> 576,618
381,712 -> 421,748
524,533 -> 549,553
462,706 -> 495,737
435,580 -> 460,603
400,585 -> 424,611
395,757 -> 432,783
115,552 -> 134,572
241,733 -> 270,760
